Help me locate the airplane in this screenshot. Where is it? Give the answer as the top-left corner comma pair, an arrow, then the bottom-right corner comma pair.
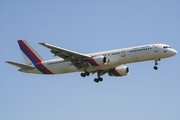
6,40 -> 177,83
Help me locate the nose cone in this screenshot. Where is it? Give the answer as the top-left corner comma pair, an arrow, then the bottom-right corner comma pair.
171,49 -> 177,56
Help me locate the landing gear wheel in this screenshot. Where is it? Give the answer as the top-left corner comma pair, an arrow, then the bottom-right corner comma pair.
94,78 -> 99,83
154,66 -> 158,70
81,72 -> 90,77
81,73 -> 86,77
94,71 -> 104,83
85,72 -> 90,76
154,59 -> 160,70
94,77 -> 103,83
98,77 -> 103,82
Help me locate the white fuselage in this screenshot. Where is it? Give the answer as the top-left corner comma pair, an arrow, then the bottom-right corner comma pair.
20,43 -> 177,74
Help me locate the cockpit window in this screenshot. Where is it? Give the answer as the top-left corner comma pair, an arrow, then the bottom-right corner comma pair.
163,46 -> 171,49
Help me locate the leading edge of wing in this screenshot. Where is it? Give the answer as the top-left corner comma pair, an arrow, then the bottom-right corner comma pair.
39,42 -> 91,60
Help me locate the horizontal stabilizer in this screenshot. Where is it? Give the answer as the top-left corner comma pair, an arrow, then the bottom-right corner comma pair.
6,61 -> 35,69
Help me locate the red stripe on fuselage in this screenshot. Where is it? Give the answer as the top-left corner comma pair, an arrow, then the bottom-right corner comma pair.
36,62 -> 53,74
89,58 -> 99,66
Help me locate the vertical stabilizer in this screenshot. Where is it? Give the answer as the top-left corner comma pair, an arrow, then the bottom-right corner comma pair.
22,52 -> 33,65
18,40 -> 46,65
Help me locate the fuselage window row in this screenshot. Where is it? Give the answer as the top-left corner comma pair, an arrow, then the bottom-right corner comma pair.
129,47 -> 152,52
112,52 -> 121,55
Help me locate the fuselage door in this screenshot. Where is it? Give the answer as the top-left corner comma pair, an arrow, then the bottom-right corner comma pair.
121,51 -> 125,57
154,46 -> 158,52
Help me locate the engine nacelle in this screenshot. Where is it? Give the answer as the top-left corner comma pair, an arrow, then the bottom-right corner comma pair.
108,66 -> 130,76
88,56 -> 107,66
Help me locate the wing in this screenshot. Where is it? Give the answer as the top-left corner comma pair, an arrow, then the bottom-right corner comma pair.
39,42 -> 91,69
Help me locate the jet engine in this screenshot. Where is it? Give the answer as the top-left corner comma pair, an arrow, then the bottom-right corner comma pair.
108,66 -> 130,76
88,56 -> 108,66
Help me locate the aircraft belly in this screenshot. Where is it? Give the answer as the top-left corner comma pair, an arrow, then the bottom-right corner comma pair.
21,68 -> 42,74
50,62 -> 78,74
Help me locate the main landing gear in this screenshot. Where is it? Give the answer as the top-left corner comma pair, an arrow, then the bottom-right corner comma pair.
80,70 -> 104,83
154,59 -> 161,70
94,77 -> 103,83
80,71 -> 90,77
94,70 -> 105,83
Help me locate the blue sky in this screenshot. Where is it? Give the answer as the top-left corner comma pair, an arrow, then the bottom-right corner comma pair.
0,1 -> 180,120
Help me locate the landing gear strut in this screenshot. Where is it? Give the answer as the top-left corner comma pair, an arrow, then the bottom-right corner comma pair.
94,71 -> 105,83
154,59 -> 160,70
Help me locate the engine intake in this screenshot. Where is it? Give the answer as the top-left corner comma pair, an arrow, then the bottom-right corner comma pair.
88,56 -> 108,66
108,66 -> 130,76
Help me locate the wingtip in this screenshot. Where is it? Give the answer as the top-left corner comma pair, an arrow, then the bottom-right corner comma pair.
39,42 -> 46,45
5,61 -> 14,64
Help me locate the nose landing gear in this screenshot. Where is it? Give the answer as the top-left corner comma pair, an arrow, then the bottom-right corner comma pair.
154,59 -> 161,70
154,66 -> 158,70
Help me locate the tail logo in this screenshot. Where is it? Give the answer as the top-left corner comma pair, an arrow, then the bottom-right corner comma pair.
18,40 -> 53,74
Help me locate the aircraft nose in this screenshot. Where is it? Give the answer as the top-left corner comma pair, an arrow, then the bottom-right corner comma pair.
171,49 -> 177,56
